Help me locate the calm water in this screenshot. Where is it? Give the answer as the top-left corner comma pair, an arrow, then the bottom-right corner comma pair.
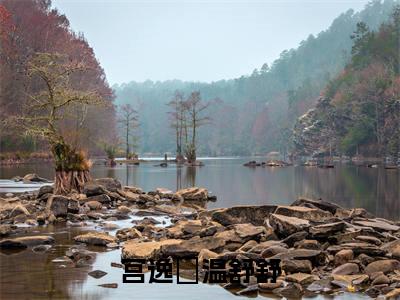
0,157 -> 398,299
1,157 -> 399,220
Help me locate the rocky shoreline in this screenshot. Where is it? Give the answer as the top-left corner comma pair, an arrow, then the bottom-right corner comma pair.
1,176 -> 400,299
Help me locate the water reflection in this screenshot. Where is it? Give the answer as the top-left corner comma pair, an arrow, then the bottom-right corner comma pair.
0,158 -> 398,220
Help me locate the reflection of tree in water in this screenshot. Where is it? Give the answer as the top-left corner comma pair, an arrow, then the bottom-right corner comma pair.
106,167 -> 116,181
294,165 -> 399,220
184,166 -> 197,188
176,166 -> 196,189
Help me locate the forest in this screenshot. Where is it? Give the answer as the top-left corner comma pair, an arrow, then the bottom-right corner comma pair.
0,0 -> 117,157
113,0 -> 398,157
0,0 -> 399,160
293,7 -> 400,158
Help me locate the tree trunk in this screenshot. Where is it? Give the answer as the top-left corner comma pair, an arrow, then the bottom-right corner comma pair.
54,169 -> 91,195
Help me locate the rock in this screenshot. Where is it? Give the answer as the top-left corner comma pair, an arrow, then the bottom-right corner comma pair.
198,249 -> 218,263
85,194 -> 111,204
0,224 -> 17,236
176,187 -> 208,201
9,204 -> 30,218
137,194 -> 156,204
32,244 -> 52,252
334,249 -> 354,266
327,242 -> 386,256
273,282 -> 303,298
122,239 -> 182,259
247,240 -> 286,254
270,249 -> 324,266
46,195 -> 70,217
291,197 -> 342,214
236,285 -> 258,295
88,270 -> 108,279
117,205 -> 132,214
261,245 -> 288,258
258,280 -> 283,290
355,235 -> 382,245
385,288 -> 400,299
111,262 -> 123,268
238,240 -> 258,252
68,199 -> 79,214
282,231 -> 308,247
372,274 -> 390,285
353,219 -> 400,232
307,278 -> 333,293
295,239 -> 320,250
269,213 -> 310,237
116,228 -> 142,241
231,223 -> 265,240
98,283 -> 118,288
286,273 -> 319,285
281,259 -> 312,274
365,260 -> 400,275
309,221 -> 346,237
85,200 -> 103,210
274,205 -> 333,221
161,236 -> 226,258
382,240 -> 400,259
211,205 -> 277,226
38,185 -> 54,198
166,220 -> 204,238
102,223 -> 120,230
0,235 -> 55,248
82,183 -> 107,197
74,232 -> 117,246
332,263 -> 360,275
94,178 -> 122,192
23,173 -> 49,183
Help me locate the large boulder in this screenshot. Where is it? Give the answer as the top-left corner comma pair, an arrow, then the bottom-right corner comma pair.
37,185 -> 54,198
46,195 -> 71,217
94,178 -> 122,192
269,214 -> 310,237
74,232 -> 117,246
274,206 -> 332,221
381,240 -> 400,259
175,187 -> 208,201
364,259 -> 400,274
211,205 -> 277,226
82,183 -> 107,197
122,239 -> 182,259
0,235 -> 55,248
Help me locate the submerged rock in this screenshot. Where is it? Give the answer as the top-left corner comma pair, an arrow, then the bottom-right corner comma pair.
0,235 -> 55,248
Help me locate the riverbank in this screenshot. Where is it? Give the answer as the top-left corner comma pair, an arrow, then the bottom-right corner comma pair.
0,177 -> 399,299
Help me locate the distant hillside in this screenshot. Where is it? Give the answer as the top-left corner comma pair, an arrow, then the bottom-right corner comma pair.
293,5 -> 400,159
114,0 -> 398,156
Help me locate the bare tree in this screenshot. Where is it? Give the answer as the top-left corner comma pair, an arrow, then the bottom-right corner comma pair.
10,52 -> 108,194
184,91 -> 210,163
118,104 -> 139,159
167,90 -> 186,162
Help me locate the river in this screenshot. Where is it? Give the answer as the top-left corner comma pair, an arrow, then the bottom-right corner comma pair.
0,157 -> 398,299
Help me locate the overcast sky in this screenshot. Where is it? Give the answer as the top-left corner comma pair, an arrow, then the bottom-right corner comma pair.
52,0 -> 370,85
